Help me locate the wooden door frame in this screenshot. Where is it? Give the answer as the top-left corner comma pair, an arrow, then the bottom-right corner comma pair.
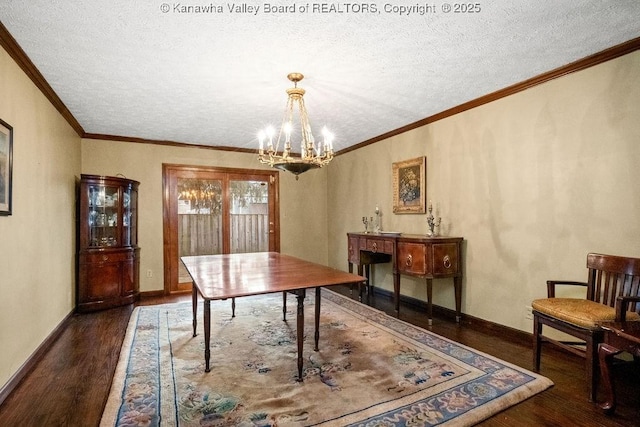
162,163 -> 280,294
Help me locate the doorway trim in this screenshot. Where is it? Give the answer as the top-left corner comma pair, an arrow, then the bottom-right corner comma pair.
162,163 -> 280,294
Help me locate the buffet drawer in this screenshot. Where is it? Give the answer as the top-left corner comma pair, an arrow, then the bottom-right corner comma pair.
397,242 -> 429,275
397,241 -> 460,277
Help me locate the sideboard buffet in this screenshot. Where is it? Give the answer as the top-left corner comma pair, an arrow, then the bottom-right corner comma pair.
76,174 -> 140,313
347,232 -> 464,324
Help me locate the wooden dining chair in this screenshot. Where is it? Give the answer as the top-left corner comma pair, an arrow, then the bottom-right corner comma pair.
532,253 -> 640,401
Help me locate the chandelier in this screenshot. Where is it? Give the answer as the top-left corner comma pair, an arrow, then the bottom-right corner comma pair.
257,73 -> 334,179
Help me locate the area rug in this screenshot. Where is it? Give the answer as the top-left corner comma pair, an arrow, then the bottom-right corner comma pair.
101,289 -> 553,426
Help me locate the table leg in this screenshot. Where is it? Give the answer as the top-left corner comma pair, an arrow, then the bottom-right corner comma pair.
192,283 -> 198,337
598,343 -> 622,414
314,287 -> 321,351
204,299 -> 211,372
426,278 -> 433,326
454,276 -> 462,323
283,291 -> 287,321
296,289 -> 306,381
348,262 -> 354,295
231,297 -> 236,318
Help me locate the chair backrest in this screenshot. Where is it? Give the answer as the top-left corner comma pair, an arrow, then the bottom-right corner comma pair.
586,253 -> 640,312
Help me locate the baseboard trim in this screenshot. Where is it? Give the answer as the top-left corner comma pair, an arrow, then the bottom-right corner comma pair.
139,289 -> 167,298
0,309 -> 75,407
370,287 -> 532,348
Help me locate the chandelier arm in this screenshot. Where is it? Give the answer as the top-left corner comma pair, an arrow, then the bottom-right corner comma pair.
282,96 -> 295,157
297,97 -> 315,159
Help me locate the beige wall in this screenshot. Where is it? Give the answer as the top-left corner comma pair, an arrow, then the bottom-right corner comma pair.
328,50 -> 640,332
80,140 -> 329,292
0,49 -> 81,387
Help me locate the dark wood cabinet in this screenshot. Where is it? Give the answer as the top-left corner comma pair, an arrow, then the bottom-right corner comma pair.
76,174 -> 140,313
347,232 -> 463,324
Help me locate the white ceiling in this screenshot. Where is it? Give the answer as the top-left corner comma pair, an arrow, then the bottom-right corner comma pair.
1,1 -> 639,153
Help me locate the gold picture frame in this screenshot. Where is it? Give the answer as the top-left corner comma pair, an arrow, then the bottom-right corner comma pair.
392,156 -> 426,214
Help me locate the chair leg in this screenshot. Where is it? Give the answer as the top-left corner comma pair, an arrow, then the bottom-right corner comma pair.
598,343 -> 621,414
586,335 -> 600,402
533,314 -> 542,371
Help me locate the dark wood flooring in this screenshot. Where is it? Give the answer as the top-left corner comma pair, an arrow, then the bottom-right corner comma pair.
1,286 -> 638,426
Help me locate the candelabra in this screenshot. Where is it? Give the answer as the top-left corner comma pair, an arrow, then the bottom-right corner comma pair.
362,216 -> 373,234
426,202 -> 441,236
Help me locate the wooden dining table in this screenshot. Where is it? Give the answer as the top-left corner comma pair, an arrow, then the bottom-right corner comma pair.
181,252 -> 366,381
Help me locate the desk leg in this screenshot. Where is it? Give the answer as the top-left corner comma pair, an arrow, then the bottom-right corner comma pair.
393,272 -> 400,316
192,283 -> 198,337
204,299 -> 211,373
296,290 -> 306,382
454,276 -> 462,323
364,264 -> 371,295
426,279 -> 433,326
598,343 -> 621,414
314,287 -> 321,351
357,264 -> 364,301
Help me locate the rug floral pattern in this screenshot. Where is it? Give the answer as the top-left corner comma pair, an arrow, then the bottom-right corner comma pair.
101,290 -> 552,427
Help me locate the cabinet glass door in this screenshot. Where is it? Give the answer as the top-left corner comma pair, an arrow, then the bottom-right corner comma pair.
88,184 -> 119,247
122,187 -> 138,246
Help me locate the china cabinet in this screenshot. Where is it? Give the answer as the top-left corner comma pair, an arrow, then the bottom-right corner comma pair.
77,174 -> 140,312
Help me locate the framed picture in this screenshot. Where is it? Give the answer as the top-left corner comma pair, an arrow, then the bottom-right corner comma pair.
392,156 -> 426,214
0,119 -> 13,216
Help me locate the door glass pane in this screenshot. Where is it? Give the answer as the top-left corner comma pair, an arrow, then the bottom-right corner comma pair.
177,178 -> 223,283
230,180 -> 269,254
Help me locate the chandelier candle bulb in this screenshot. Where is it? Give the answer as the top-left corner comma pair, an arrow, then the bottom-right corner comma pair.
284,122 -> 292,144
266,126 -> 275,151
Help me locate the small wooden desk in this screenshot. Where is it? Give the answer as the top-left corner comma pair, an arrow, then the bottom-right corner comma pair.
181,252 -> 365,381
598,321 -> 640,414
348,233 -> 463,324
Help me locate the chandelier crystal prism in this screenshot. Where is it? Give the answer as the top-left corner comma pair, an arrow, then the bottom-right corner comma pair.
257,73 -> 334,179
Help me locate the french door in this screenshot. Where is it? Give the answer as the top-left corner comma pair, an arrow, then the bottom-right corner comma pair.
163,164 -> 280,293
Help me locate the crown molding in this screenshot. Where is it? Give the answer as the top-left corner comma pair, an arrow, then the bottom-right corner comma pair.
82,133 -> 256,153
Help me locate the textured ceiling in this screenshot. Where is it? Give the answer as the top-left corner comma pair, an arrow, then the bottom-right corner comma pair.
1,1 -> 639,153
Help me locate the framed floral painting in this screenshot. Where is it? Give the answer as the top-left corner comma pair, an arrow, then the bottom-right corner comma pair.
392,156 -> 426,214
0,118 -> 13,216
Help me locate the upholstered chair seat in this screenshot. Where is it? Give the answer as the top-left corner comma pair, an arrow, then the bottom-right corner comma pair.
532,298 -> 640,330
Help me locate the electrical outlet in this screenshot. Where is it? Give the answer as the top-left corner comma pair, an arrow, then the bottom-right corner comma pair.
525,306 -> 533,320
146,269 -> 153,278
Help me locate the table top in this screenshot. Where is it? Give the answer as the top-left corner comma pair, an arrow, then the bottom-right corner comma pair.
181,252 -> 366,300
600,321 -> 640,344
